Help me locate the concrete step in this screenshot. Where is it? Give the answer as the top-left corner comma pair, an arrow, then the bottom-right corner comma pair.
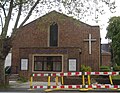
9,74 -> 19,81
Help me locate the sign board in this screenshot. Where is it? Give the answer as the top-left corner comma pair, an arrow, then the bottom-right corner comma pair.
21,59 -> 28,70
69,59 -> 76,71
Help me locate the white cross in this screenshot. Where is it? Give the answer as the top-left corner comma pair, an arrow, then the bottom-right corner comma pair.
84,34 -> 96,54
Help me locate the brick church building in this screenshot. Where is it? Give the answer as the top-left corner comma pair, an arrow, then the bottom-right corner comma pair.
11,11 -> 100,79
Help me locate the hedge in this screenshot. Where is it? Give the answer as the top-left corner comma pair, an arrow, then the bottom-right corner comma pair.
113,66 -> 120,71
100,66 -> 110,72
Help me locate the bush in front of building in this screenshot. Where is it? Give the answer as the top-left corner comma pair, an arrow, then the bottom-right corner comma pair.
113,66 -> 120,71
100,66 -> 110,72
18,76 -> 28,83
80,65 -> 92,72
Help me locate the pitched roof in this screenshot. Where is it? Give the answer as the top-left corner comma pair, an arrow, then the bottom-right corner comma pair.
20,10 -> 99,28
11,10 -> 99,40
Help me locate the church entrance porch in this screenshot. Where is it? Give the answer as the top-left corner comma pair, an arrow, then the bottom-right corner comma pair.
17,47 -> 81,80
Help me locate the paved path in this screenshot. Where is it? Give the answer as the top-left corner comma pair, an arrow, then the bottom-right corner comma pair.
1,89 -> 120,93
9,81 -> 61,88
0,81 -> 119,92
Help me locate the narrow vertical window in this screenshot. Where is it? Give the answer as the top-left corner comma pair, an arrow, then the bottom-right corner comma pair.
50,23 -> 58,46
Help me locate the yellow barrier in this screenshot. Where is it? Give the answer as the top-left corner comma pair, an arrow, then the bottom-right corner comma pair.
30,72 -> 120,91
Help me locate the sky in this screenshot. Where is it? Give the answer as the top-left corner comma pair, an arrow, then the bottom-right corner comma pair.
1,0 -> 120,44
93,0 -> 120,44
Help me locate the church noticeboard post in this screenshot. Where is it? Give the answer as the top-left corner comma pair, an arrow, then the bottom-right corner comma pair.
21,59 -> 28,70
68,59 -> 76,71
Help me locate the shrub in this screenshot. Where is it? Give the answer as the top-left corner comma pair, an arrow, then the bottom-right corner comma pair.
112,75 -> 120,80
80,65 -> 92,72
113,66 -> 120,71
18,76 -> 27,83
100,66 -> 110,72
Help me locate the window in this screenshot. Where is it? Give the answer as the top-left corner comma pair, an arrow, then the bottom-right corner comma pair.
34,56 -> 62,72
49,23 -> 58,46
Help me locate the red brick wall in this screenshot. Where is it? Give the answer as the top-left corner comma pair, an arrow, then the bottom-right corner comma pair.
11,11 -> 100,79
102,53 -> 111,66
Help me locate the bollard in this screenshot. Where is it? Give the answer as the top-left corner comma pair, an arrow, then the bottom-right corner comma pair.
45,75 -> 52,92
109,75 -> 113,85
109,75 -> 116,90
61,76 -> 64,85
30,76 -> 33,90
56,76 -> 59,86
82,75 -> 85,86
87,75 -> 92,90
87,75 -> 91,85
79,72 -> 88,91
48,76 -> 51,89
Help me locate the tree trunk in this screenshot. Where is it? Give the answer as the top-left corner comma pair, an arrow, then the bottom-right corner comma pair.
0,58 -> 5,85
0,37 -> 11,85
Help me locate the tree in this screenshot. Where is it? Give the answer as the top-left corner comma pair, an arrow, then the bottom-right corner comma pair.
106,16 -> 120,66
0,0 -> 41,85
59,0 -> 116,23
0,0 -> 117,86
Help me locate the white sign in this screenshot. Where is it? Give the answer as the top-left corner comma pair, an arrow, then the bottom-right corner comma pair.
69,59 -> 76,71
21,59 -> 28,70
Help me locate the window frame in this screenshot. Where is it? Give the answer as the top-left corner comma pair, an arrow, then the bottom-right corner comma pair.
33,55 -> 63,72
